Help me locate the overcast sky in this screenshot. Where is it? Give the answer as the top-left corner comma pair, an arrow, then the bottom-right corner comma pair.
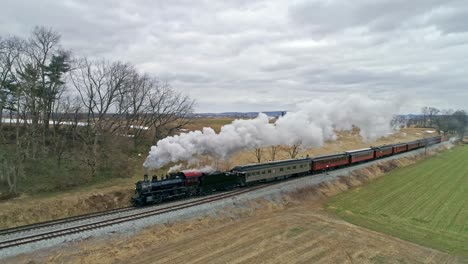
1,0 -> 467,113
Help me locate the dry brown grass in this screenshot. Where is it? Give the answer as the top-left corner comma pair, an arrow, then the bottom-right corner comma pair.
0,186 -> 133,229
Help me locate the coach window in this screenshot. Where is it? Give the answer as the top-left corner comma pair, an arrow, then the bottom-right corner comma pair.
268,170 -> 271,173
262,171 -> 266,174
280,168 -> 284,172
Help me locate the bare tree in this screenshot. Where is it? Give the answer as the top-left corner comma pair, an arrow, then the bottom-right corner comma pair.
287,144 -> 300,159
254,148 -> 263,163
390,115 -> 407,129
70,58 -> 133,176
50,94 -> 82,167
269,145 -> 278,161
147,81 -> 194,141
421,106 -> 429,127
427,107 -> 440,127
116,72 -> 154,146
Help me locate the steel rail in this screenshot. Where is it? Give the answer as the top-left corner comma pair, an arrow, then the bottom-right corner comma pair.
0,184 -> 270,250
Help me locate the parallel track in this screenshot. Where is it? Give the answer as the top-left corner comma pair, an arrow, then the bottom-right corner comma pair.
0,184 -> 271,250
0,206 -> 135,237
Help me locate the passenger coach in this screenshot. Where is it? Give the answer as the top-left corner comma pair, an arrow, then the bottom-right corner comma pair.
311,153 -> 349,171
232,158 -> 311,185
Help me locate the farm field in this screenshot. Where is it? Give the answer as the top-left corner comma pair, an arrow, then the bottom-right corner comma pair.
327,145 -> 468,257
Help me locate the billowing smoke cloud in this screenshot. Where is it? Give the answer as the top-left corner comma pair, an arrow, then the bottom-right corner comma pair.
144,95 -> 401,170
168,164 -> 217,174
167,164 -> 184,173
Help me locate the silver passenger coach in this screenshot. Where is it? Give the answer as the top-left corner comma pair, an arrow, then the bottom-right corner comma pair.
232,158 -> 311,185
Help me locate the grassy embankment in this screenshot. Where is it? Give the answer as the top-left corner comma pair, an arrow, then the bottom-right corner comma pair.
0,118 -> 235,198
327,145 -> 468,257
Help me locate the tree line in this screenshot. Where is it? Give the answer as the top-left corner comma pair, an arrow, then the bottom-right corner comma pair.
0,26 -> 194,196
418,107 -> 467,139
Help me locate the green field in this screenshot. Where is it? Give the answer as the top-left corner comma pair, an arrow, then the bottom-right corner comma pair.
327,145 -> 468,257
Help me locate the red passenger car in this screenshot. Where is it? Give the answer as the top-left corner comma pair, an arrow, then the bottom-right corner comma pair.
407,141 -> 419,151
312,154 -> 349,171
373,145 -> 393,158
393,143 -> 408,154
346,148 -> 375,164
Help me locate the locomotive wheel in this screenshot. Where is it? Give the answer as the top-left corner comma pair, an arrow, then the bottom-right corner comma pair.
154,196 -> 163,204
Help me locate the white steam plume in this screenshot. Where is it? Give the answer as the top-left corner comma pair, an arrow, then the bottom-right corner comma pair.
144,95 -> 401,170
167,164 -> 184,173
168,164 -> 217,174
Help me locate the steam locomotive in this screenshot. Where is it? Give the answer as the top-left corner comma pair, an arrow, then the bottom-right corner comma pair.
132,136 -> 442,206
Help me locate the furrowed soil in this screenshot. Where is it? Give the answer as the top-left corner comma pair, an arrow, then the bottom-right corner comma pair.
0,120 -> 433,229
5,145 -> 466,264
327,145 -> 468,257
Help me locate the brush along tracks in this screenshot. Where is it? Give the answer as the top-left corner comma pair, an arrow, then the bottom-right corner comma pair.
0,184 -> 271,251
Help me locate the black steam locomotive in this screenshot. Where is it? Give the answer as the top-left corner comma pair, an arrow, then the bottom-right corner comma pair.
132,170 -> 239,206
132,136 -> 442,206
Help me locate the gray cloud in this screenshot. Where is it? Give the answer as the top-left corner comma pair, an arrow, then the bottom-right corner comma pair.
1,0 -> 467,113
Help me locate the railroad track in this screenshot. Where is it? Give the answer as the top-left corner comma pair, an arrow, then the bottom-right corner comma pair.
0,206 -> 136,237
0,184 -> 271,250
